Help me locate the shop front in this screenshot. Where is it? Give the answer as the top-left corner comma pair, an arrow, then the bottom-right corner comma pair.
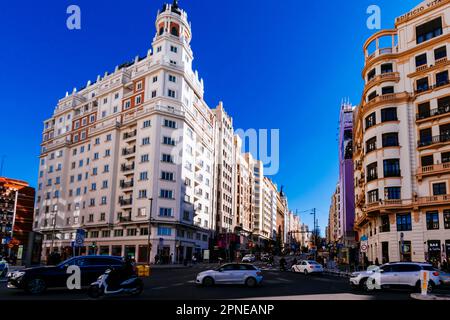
427,240 -> 441,266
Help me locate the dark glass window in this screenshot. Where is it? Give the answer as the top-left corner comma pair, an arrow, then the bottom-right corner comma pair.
416,17 -> 443,44
159,27 -> 164,35
415,53 -> 427,67
421,155 -> 434,167
171,27 -> 179,36
382,86 -> 394,95
440,123 -> 450,140
418,102 -> 431,119
366,137 -> 377,153
365,112 -> 376,129
419,128 -> 432,147
382,132 -> 399,147
380,215 -> 390,233
367,69 -> 376,81
432,182 -> 447,196
383,159 -> 401,177
435,46 -> 447,60
368,91 -> 377,101
397,213 -> 412,231
416,77 -> 429,92
444,210 -> 450,229
426,211 -> 440,230
381,107 -> 397,121
436,71 -> 449,87
367,162 -> 378,182
385,187 -> 401,200
438,96 -> 450,113
368,189 -> 379,203
442,152 -> 450,163
381,63 -> 393,74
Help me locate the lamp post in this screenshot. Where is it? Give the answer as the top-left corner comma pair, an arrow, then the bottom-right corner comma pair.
147,198 -> 153,265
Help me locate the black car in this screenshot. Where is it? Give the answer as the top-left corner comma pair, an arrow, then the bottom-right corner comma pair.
7,255 -> 125,294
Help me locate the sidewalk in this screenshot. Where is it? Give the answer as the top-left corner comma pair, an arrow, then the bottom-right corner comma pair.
411,293 -> 450,301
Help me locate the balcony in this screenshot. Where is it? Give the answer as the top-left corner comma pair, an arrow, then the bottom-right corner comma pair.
418,134 -> 450,148
119,215 -> 132,222
416,104 -> 450,122
364,30 -> 397,64
363,92 -> 410,113
416,194 -> 450,207
365,72 -> 400,94
122,146 -> 136,157
415,80 -> 450,96
121,163 -> 135,172
119,198 -> 133,206
120,179 -> 134,189
123,130 -> 137,140
418,163 -> 450,180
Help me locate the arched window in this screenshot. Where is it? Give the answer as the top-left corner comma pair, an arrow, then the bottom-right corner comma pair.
171,27 -> 179,37
159,27 -> 164,36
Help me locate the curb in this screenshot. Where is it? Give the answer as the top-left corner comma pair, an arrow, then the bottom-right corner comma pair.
411,293 -> 450,301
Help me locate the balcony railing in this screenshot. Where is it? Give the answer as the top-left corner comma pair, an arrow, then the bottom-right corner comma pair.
121,163 -> 135,172
122,146 -> 136,156
418,134 -> 450,148
119,198 -> 133,206
418,162 -> 450,180
416,194 -> 450,206
416,104 -> 450,120
123,130 -> 137,140
120,180 -> 134,188
415,80 -> 450,95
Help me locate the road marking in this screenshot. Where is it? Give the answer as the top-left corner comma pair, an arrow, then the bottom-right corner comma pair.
275,277 -> 290,282
152,286 -> 169,290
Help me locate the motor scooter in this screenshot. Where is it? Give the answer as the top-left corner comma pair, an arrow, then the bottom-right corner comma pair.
88,268 -> 144,298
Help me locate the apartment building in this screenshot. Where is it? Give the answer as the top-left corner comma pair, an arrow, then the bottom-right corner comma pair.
35,1 -> 215,263
354,0 -> 450,264
0,177 -> 35,263
328,183 -> 341,244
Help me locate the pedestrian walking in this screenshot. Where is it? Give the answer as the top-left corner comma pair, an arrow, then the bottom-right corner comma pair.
154,254 -> 159,265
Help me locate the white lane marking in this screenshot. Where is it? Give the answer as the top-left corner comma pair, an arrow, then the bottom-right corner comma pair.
152,286 -> 169,290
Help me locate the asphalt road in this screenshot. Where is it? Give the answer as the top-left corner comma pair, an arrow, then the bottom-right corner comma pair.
0,265 -> 434,300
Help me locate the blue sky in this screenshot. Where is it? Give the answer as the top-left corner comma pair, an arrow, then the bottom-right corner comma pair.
0,0 -> 419,232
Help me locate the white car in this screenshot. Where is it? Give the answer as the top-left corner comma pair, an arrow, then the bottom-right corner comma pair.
241,254 -> 256,263
291,260 -> 324,275
196,263 -> 263,287
350,262 -> 441,293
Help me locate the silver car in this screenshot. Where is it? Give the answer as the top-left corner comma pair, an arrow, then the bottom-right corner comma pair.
196,263 -> 263,287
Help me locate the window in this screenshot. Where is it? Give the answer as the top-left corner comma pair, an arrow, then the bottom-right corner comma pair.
419,128 -> 432,146
366,162 -> 378,182
124,100 -> 131,109
368,189 -> 379,204
127,228 -> 137,236
432,182 -> 447,196
442,152 -> 450,164
114,229 -> 124,237
157,227 -> 172,236
140,228 -> 149,236
143,120 -> 151,128
151,90 -> 157,98
383,159 -> 401,177
138,190 -> 147,199
418,102 -> 431,119
380,63 -> 393,74
101,196 -> 107,205
136,81 -> 143,91
382,86 -> 394,95
444,210 -> 450,229
381,107 -> 397,122
396,213 -> 412,231
100,213 -> 105,221
135,95 -> 142,105
142,137 -> 150,145
365,112 -> 376,129
183,211 -> 190,221
380,215 -> 390,233
163,136 -> 175,145
170,46 -> 177,53
416,17 -> 442,44
436,71 -> 449,87
139,172 -> 148,181
168,89 -> 175,98
382,132 -> 399,147
435,46 -> 447,61
141,154 -> 149,163
159,208 -> 173,217
153,76 -> 158,83
102,230 -> 110,238
426,211 -> 440,230
368,91 -> 377,101
162,154 -> 173,163
366,137 -> 377,153
160,189 -> 173,199
415,53 -> 427,67
164,119 -> 176,128
416,77 -> 429,92
385,187 -> 401,200
421,155 -> 434,167
137,207 -> 147,217
161,171 -> 174,181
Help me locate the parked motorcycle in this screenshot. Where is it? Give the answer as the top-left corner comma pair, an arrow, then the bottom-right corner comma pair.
87,267 -> 144,298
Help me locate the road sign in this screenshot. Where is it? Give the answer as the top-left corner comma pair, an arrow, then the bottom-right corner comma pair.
74,229 -> 85,247
360,241 -> 368,253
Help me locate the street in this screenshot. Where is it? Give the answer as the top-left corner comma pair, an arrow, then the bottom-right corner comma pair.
1,264 -> 442,300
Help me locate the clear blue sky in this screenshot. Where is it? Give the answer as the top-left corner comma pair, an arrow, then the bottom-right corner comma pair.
0,0 -> 419,232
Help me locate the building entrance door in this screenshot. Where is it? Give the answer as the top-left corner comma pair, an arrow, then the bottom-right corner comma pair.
382,242 -> 389,264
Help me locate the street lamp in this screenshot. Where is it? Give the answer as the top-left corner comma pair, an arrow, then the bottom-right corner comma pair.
147,198 -> 153,265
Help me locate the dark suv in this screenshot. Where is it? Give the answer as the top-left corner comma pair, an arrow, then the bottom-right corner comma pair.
7,255 -> 124,294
